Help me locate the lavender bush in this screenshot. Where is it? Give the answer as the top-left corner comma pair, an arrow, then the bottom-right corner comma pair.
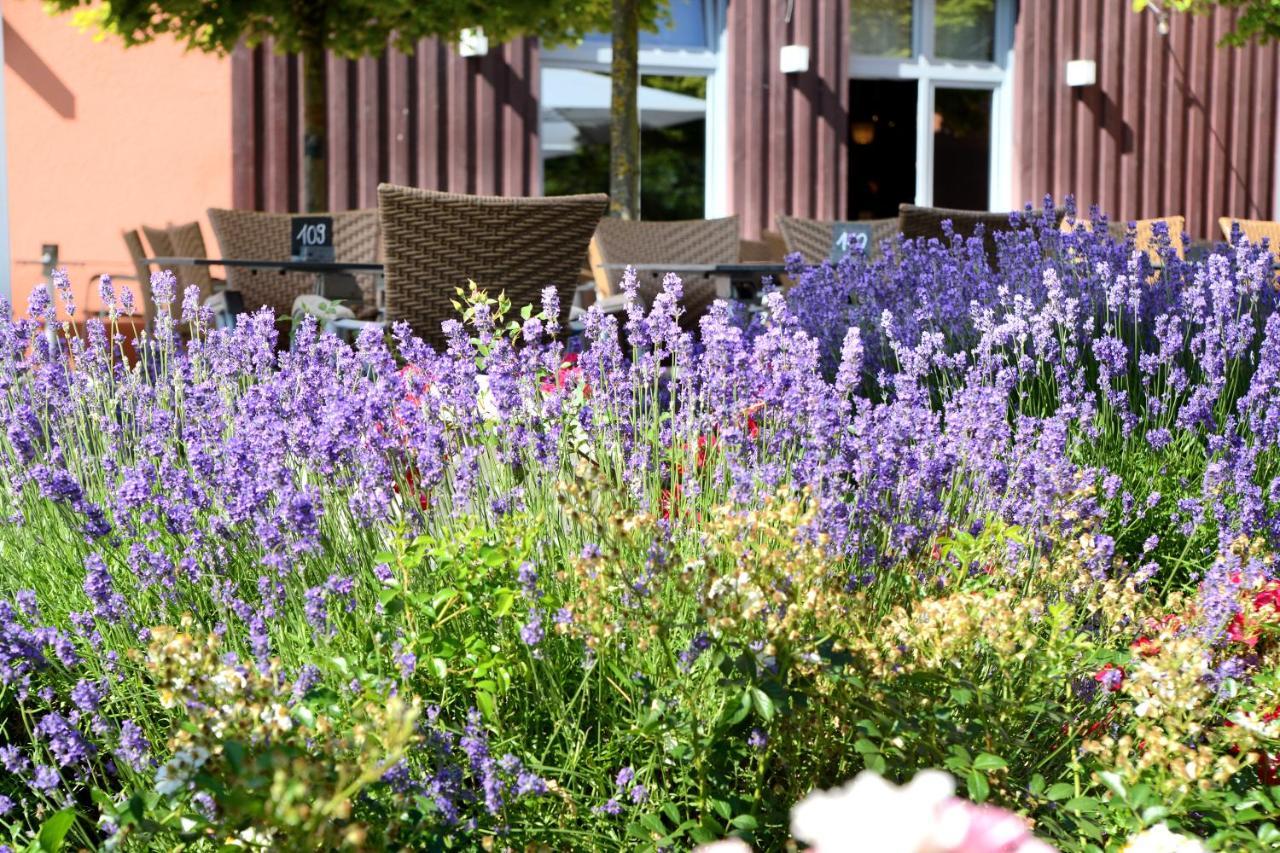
1,207 -> 1280,849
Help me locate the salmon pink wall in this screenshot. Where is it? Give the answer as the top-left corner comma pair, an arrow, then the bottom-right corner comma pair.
3,3 -> 231,315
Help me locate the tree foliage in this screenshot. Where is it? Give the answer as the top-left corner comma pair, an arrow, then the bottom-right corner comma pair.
48,0 -> 667,58
1133,0 -> 1280,45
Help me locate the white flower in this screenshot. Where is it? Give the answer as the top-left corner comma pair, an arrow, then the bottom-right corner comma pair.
791,769 -> 962,853
154,760 -> 190,796
1122,825 -> 1207,853
694,841 -> 753,853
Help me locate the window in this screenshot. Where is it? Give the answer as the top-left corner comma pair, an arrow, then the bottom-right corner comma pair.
848,0 -> 1012,215
540,0 -> 730,218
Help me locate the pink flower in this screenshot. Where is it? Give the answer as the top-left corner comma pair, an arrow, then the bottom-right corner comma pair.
790,770 -> 1054,853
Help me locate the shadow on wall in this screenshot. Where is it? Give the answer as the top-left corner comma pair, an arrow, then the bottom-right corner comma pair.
4,20 -> 76,119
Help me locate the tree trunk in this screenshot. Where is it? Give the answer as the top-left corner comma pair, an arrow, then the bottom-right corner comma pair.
610,0 -> 640,219
301,39 -> 327,213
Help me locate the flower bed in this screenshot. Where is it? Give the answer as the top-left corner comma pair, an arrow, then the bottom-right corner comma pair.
1,202 -> 1280,849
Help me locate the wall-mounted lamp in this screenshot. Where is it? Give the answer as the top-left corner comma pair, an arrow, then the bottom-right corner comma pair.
1065,59 -> 1097,88
1143,1 -> 1171,35
779,44 -> 810,74
851,121 -> 875,145
458,27 -> 489,58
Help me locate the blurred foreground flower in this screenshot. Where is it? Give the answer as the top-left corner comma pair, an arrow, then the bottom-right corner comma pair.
1120,824 -> 1207,853
789,770 -> 1054,853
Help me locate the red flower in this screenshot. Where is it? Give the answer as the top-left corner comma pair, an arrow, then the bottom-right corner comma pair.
540,352 -> 589,397
1260,752 -> 1280,786
1254,581 -> 1280,616
1227,612 -> 1259,648
659,484 -> 682,521
1094,663 -> 1125,692
393,467 -> 429,511
1131,636 -> 1161,657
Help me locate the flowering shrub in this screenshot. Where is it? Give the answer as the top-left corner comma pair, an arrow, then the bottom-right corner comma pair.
1,205 -> 1280,849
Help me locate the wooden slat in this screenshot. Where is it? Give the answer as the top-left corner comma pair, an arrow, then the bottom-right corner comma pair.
387,46 -> 412,187
231,46 -> 258,209
327,53 -> 351,210
790,0 -> 814,218
1120,10 -> 1142,216
262,43 -> 291,212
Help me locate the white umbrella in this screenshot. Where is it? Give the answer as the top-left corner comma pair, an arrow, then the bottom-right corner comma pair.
541,67 -> 705,131
541,112 -> 582,159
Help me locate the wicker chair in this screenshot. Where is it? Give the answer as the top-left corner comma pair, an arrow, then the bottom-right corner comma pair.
1060,215 -> 1186,262
898,203 -> 1031,257
206,208 -> 381,317
591,216 -> 740,327
739,231 -> 786,263
122,230 -> 157,332
777,215 -> 898,264
166,221 -> 219,300
376,184 -> 607,350
1219,217 -> 1280,248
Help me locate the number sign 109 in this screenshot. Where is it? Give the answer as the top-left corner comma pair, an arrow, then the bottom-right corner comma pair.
296,222 -> 328,247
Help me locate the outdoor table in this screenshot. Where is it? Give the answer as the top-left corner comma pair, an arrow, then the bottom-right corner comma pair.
146,256 -> 386,316
598,262 -> 788,302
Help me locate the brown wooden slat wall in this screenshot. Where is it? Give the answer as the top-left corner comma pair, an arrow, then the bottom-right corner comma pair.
231,38 -> 540,212
1014,2 -> 1279,239
727,0 -> 850,239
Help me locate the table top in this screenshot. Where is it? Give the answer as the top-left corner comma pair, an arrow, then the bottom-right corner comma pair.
146,257 -> 384,274
598,262 -> 788,275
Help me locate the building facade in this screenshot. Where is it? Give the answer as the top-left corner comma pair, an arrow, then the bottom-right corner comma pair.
5,1 -> 1279,306
231,0 -> 1280,240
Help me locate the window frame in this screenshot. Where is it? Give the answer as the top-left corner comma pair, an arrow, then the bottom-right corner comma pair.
539,0 -> 729,217
849,0 -> 1016,211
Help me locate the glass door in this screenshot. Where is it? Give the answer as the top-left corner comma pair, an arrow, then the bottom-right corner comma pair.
848,0 -> 1012,215
931,86 -> 992,210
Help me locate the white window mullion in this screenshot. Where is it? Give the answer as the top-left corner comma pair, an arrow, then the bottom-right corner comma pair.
916,80 -> 935,207
917,0 -> 937,60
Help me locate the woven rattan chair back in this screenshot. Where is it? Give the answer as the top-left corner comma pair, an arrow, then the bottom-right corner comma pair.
898,204 -> 1020,257
377,184 -> 607,350
166,221 -> 216,300
1220,217 -> 1280,248
122,230 -> 157,332
777,216 -> 898,264
591,216 -> 739,326
1060,215 -> 1186,262
207,208 -> 380,316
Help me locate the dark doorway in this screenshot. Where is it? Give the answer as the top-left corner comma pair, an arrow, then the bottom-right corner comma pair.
848,79 -> 917,220
932,88 -> 992,210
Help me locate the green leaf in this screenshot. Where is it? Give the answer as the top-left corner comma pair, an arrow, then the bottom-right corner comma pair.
853,738 -> 879,755
640,813 -> 667,835
973,753 -> 1007,772
493,590 -> 515,618
967,770 -> 990,803
225,740 -> 246,774
1029,774 -> 1046,796
1045,782 -> 1075,801
749,687 -> 775,722
711,798 -> 732,820
950,686 -> 973,706
1064,796 -> 1098,814
431,657 -> 448,679
1140,805 -> 1169,825
38,809 -> 76,853
730,814 -> 759,830
292,704 -> 316,728
476,690 -> 497,721
1097,770 -> 1126,798
864,751 -> 887,775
